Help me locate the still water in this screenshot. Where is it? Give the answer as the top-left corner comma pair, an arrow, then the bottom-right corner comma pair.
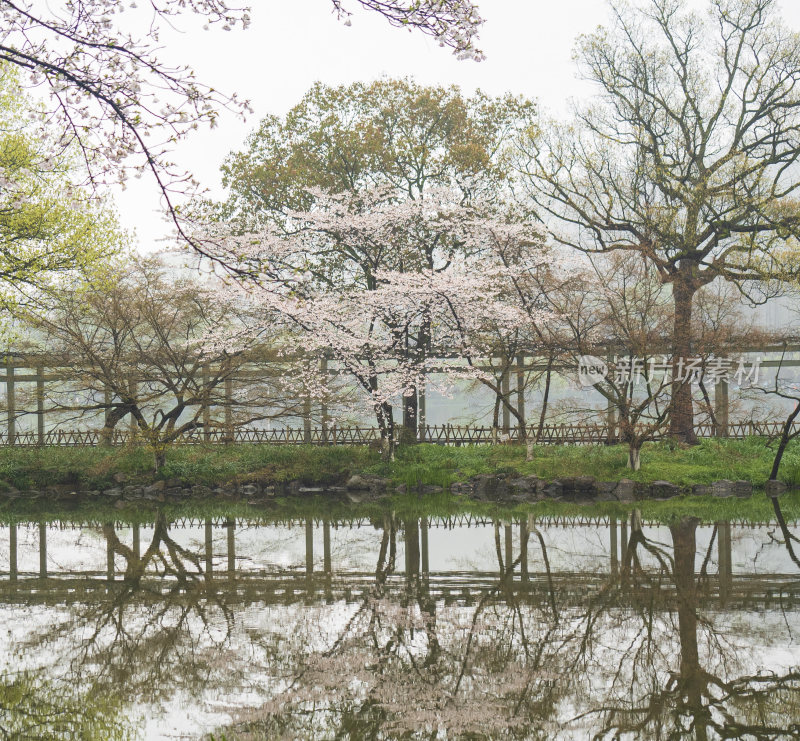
1,507 -> 799,739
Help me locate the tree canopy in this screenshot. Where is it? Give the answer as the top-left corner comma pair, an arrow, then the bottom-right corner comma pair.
0,0 -> 485,250
0,64 -> 123,320
216,78 -> 535,229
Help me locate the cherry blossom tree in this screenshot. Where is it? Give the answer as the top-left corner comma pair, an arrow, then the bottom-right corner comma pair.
0,0 -> 484,252
202,187 -> 548,457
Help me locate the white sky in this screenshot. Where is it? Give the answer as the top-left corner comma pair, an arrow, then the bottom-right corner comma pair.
116,0 -> 800,252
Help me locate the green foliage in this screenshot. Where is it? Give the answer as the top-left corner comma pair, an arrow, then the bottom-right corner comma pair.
0,64 -> 124,320
215,78 -> 536,227
385,438 -> 800,489
0,438 -> 798,529
0,438 -> 795,494
0,671 -> 133,740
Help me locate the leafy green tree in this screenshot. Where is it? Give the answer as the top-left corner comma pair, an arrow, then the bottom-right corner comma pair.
0,65 -> 123,321
210,78 -> 536,438
216,78 -> 535,227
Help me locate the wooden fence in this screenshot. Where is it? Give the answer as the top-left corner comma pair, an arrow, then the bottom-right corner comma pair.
0,419 -> 797,447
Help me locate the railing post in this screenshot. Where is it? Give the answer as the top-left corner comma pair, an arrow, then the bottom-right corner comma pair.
202,364 -> 211,442
36,365 -> 45,446
717,520 -> 732,605
9,523 -> 17,581
303,394 -> 312,444
421,516 -> 429,576
418,377 -> 426,442
323,519 -> 331,575
224,375 -> 233,443
6,357 -> 15,446
320,357 -> 329,444
501,369 -> 511,435
606,396 -> 616,445
128,378 -> 138,438
305,519 -> 314,575
38,522 -> 47,578
204,518 -> 213,577
226,518 -> 235,576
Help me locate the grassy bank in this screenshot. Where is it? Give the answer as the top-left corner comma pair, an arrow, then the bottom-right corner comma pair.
383,436 -> 800,489
0,436 -> 796,493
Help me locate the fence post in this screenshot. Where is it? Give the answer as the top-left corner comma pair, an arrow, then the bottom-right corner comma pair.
606,396 -> 616,445
128,378 -> 138,438
715,379 -> 729,438
226,518 -> 235,576
305,519 -> 314,575
38,522 -> 47,578
202,364 -> 211,442
224,375 -> 233,443
6,357 -> 15,446
37,365 -> 45,446
9,523 -> 17,581
303,394 -> 312,444
204,518 -> 213,577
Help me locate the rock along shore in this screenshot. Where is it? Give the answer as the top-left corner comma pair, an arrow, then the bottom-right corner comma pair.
0,471 -> 791,505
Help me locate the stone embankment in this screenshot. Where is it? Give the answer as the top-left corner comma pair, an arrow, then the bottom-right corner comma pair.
0,471 -> 791,504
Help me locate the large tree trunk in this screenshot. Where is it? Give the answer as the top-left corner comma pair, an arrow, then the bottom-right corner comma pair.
402,387 -> 418,444
669,275 -> 698,443
627,444 -> 641,471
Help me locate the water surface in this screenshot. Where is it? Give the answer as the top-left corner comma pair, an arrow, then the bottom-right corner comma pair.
1,507 -> 799,739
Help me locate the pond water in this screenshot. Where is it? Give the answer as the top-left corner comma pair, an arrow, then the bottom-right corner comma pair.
1,507 -> 799,739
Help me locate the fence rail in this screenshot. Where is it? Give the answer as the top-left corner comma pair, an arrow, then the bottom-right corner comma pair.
0,420 -> 797,447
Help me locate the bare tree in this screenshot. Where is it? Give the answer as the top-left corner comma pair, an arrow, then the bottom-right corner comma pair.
20,256 -> 301,470
517,0 -> 800,443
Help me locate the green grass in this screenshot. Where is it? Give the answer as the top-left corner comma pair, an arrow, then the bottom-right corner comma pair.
0,444 -> 380,491
377,437 -> 800,490
0,436 -> 796,495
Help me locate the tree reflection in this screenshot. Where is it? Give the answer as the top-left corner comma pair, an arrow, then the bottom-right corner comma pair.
215,513 -> 800,740
584,516 -> 800,740
5,510 -> 800,739
15,512 -> 236,706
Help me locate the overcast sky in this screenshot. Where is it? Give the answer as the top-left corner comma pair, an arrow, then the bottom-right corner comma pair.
117,0 -> 800,252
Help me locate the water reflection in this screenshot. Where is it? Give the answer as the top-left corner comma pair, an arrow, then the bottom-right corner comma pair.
1,507 -> 800,739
